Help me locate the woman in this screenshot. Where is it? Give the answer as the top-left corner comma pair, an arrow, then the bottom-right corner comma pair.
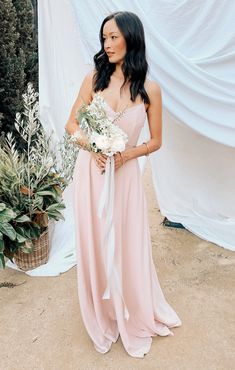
65,11 -> 182,358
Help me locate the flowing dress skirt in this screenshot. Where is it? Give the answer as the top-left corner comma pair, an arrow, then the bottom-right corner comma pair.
73,137 -> 182,358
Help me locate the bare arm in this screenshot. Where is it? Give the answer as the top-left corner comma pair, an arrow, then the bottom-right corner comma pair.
65,70 -> 94,136
65,70 -> 107,172
122,81 -> 162,162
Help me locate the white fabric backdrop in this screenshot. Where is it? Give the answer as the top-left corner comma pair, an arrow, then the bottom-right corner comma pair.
71,0 -> 235,251
8,0 -> 235,276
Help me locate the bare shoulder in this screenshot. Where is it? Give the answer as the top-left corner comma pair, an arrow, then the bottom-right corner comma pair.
144,79 -> 162,111
81,69 -> 96,92
85,69 -> 96,82
145,79 -> 162,99
77,69 -> 96,104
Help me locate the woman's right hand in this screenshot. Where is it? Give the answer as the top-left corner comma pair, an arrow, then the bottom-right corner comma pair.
91,152 -> 108,173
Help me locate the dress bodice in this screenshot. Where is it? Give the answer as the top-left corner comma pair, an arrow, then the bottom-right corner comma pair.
101,98 -> 147,148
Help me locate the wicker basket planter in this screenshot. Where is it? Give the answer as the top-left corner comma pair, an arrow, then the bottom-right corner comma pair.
14,228 -> 50,271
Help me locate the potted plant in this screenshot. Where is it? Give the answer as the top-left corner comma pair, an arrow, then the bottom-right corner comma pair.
0,83 -> 79,270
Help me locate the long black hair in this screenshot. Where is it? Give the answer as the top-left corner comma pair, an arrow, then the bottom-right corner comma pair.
93,11 -> 150,104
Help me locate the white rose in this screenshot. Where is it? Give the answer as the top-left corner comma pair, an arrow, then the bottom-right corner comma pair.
111,137 -> 126,152
94,134 -> 110,151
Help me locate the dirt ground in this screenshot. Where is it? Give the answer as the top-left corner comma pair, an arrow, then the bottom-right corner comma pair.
1,163 -> 235,370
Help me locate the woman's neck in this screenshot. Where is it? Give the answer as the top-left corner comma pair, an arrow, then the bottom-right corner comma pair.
112,63 -> 124,81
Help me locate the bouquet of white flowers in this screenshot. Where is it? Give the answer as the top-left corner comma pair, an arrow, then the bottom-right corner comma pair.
72,92 -> 128,156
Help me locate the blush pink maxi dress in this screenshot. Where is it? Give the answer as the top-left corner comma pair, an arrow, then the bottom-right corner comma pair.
73,94 -> 182,358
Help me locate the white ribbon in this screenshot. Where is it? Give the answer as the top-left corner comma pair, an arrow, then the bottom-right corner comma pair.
98,156 -> 129,320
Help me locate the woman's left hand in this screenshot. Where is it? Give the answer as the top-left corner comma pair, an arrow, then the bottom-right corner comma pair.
114,152 -> 125,171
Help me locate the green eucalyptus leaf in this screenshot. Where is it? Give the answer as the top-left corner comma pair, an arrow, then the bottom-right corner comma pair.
15,232 -> 28,243
36,190 -> 57,198
0,208 -> 17,223
0,223 -> 16,240
47,203 -> 65,212
47,210 -> 65,221
14,215 -> 31,223
15,225 -> 31,240
34,195 -> 44,207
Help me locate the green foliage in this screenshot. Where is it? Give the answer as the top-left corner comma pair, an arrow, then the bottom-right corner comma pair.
0,83 -> 79,268
0,0 -> 25,129
12,0 -> 38,91
0,0 -> 38,147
